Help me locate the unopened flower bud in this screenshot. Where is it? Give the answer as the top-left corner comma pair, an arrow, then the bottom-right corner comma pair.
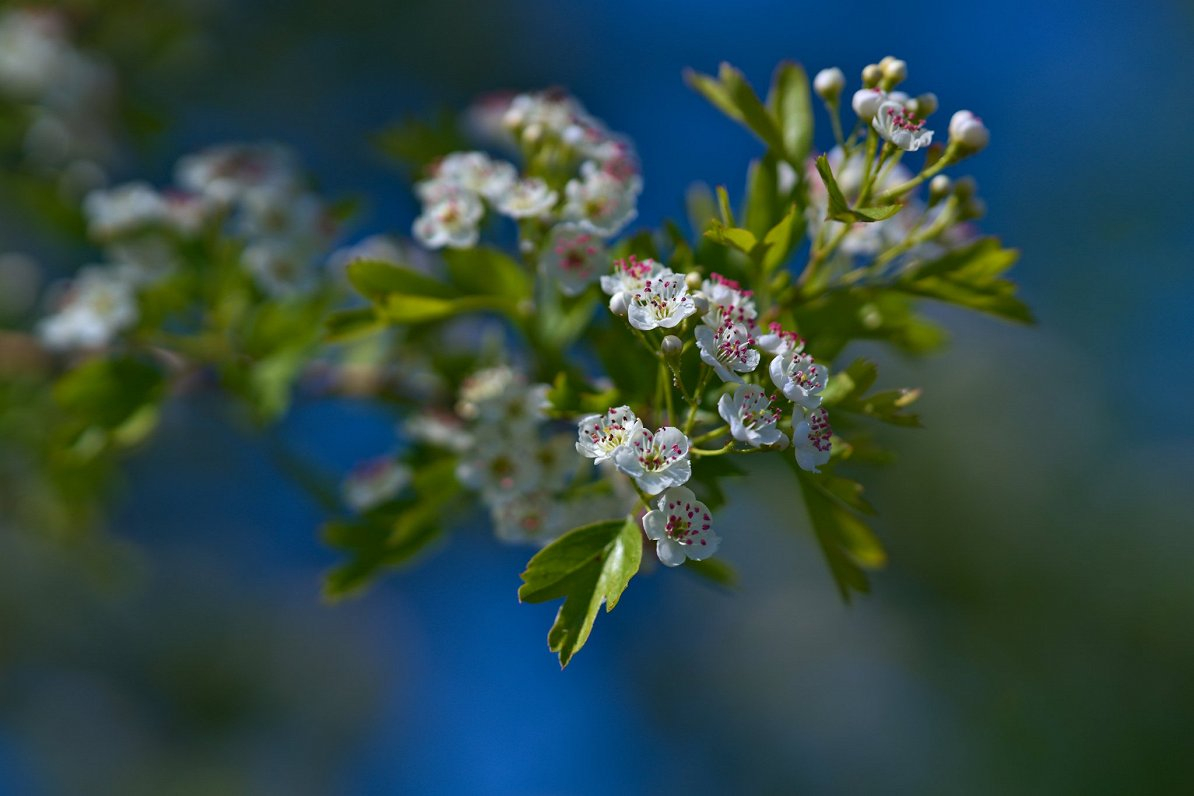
851,88 -> 884,121
813,67 -> 845,102
861,64 -> 882,88
661,335 -> 683,358
880,58 -> 907,89
609,292 -> 629,316
913,92 -> 938,117
928,175 -> 952,205
952,176 -> 977,201
961,197 -> 987,221
684,271 -> 702,291
948,110 -> 990,152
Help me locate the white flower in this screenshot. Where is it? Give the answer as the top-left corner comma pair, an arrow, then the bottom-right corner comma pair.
237,186 -> 330,246
851,88 -> 885,121
563,162 -> 639,237
491,491 -> 564,545
700,272 -> 758,330
813,67 -> 845,101
413,192 -> 484,249
642,486 -> 720,567
626,273 -> 695,331
535,434 -> 581,492
793,408 -> 833,473
242,241 -> 317,298
717,384 -> 785,448
575,405 -> 643,464
456,436 -> 543,501
600,255 -> 671,307
695,320 -> 760,383
495,177 -> 558,218
872,100 -> 934,152
432,151 -> 517,200
541,224 -> 605,296
458,366 -> 549,432
175,143 -> 299,205
756,322 -> 804,356
402,411 -> 473,453
106,235 -> 179,284
948,110 -> 990,151
37,266 -> 137,350
83,182 -> 169,239
342,457 -> 411,512
613,426 -> 691,495
769,348 -> 828,410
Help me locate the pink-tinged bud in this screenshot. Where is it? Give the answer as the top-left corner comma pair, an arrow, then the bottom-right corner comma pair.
852,88 -> 884,121
949,110 -> 990,151
813,67 -> 845,102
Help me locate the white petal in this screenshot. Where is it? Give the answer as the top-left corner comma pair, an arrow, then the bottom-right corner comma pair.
655,538 -> 686,567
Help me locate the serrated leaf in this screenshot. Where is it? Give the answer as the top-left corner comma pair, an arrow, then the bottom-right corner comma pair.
325,306 -> 382,342
54,356 -> 164,431
381,294 -> 516,324
743,157 -> 778,238
821,359 -> 879,405
686,63 -> 784,155
768,61 -> 814,166
519,517 -> 643,668
813,155 -> 902,223
761,204 -> 802,275
443,246 -> 531,301
791,465 -> 886,602
346,259 -> 457,302
897,238 -> 1033,323
704,220 -> 760,256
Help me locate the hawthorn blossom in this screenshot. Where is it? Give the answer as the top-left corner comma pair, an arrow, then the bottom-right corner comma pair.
563,161 -> 640,237
342,457 -> 411,512
717,384 -> 785,447
541,224 -> 605,296
793,408 -> 833,473
700,272 -> 758,330
456,435 -> 543,500
535,433 -> 581,492
851,88 -> 885,121
457,366 -> 549,431
769,348 -> 828,410
84,182 -> 169,239
402,410 -> 473,453
872,100 -> 934,152
642,486 -> 720,567
413,192 -> 484,249
491,491 -> 563,545
948,110 -> 990,151
426,151 -> 516,200
575,405 -> 643,464
756,322 -> 804,356
243,241 -> 317,298
626,274 -> 695,331
694,320 -> 760,383
613,426 -> 692,495
600,255 -> 672,309
495,177 -> 558,218
37,267 -> 137,350
175,143 -> 300,205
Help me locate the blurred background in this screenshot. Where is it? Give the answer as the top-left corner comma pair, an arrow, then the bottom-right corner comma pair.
1,0 -> 1192,793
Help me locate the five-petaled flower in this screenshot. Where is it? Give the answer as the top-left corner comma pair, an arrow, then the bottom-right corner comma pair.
575,405 -> 643,464
413,192 -> 484,249
642,486 -> 720,567
542,224 -> 606,296
770,348 -> 828,410
872,100 -> 934,152
717,384 -> 785,447
613,426 -> 692,495
793,408 -> 833,473
694,319 -> 760,383
626,273 -> 696,331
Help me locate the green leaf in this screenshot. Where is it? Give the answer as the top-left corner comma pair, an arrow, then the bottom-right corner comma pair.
897,238 -> 1033,323
743,156 -> 779,238
372,109 -> 471,173
325,306 -> 383,342
760,204 -> 802,275
346,259 -> 456,301
54,356 -> 164,432
821,359 -> 880,405
704,220 -> 760,256
443,246 -> 532,301
814,155 -> 902,223
685,63 -> 784,155
715,184 -> 737,227
381,294 -> 517,324
519,517 -> 643,668
768,61 -> 814,166
546,371 -> 621,415
822,358 -> 921,427
793,466 -> 886,602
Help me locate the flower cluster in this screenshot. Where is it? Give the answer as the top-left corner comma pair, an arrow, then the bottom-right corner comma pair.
414,90 -> 641,297
452,364 -> 626,545
37,143 -> 338,351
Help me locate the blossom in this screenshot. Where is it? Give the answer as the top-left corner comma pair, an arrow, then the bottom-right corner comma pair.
613,426 -> 692,495
457,366 -> 549,431
700,272 -> 757,330
562,161 -> 639,237
541,224 -> 605,296
948,110 -> 990,151
342,457 -> 411,512
456,434 -> 543,500
717,384 -> 785,447
600,255 -> 672,308
427,151 -> 516,200
535,434 -> 581,492
402,410 -> 473,453
626,273 -> 695,331
851,88 -> 885,121
413,192 -> 484,249
694,319 -> 760,383
793,408 -> 833,473
575,405 -> 643,464
491,491 -> 564,545
872,100 -> 934,152
495,177 -> 558,218
83,182 -> 169,239
175,143 -> 299,205
37,266 -> 137,350
769,348 -> 828,410
813,67 -> 845,101
243,240 -> 317,298
642,486 -> 720,567
756,322 -> 804,356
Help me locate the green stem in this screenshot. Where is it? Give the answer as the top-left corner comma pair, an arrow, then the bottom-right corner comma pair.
873,144 -> 958,204
691,441 -> 735,457
691,425 -> 730,445
683,367 -> 712,434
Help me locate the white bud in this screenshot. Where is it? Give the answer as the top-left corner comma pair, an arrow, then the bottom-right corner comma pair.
609,292 -> 628,316
813,67 -> 845,102
928,175 -> 952,205
851,89 -> 885,122
684,271 -> 702,291
949,110 -> 990,151
913,92 -> 938,117
881,58 -> 907,86
861,64 -> 881,88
